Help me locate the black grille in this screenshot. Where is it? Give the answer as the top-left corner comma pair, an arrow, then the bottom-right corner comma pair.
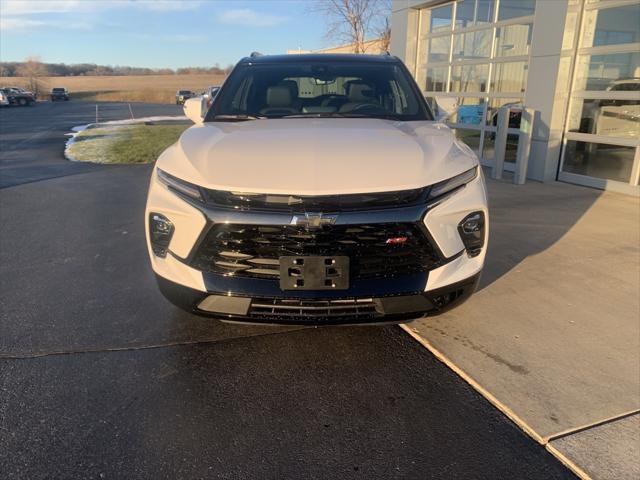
249,298 -> 382,322
189,222 -> 441,280
201,188 -> 430,213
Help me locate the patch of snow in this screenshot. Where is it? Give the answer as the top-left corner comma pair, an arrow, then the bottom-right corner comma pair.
64,115 -> 187,162
93,115 -> 188,127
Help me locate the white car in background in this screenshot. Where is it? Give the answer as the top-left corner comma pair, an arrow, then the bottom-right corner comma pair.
145,54 -> 489,325
0,90 -> 9,106
594,78 -> 639,138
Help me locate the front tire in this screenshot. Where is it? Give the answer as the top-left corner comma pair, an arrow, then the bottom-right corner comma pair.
18,98 -> 27,106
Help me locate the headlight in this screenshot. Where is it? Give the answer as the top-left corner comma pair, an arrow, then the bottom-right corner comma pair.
156,168 -> 203,202
428,167 -> 477,200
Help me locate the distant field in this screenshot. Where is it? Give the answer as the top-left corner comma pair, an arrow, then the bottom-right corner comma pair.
0,74 -> 226,104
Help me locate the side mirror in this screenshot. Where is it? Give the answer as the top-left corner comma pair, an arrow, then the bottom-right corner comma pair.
426,96 -> 458,123
183,97 -> 204,124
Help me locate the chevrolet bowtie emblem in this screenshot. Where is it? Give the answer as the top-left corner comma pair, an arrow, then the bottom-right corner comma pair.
291,212 -> 338,230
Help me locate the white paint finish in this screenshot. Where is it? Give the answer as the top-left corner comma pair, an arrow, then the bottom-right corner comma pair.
145,115 -> 488,298
182,97 -> 204,124
161,119 -> 478,195
145,167 -> 207,259
423,171 -> 489,260
150,253 -> 207,292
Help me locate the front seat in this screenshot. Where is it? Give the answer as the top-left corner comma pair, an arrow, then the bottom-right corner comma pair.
278,80 -> 303,110
339,81 -> 377,113
260,85 -> 298,116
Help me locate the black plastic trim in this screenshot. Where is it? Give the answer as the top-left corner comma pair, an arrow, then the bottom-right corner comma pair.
154,271 -> 481,325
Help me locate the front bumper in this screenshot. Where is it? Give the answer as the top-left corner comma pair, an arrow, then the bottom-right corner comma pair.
156,272 -> 480,325
145,167 -> 488,325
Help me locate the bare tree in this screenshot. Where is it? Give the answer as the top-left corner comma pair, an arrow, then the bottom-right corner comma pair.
374,15 -> 391,52
16,56 -> 49,95
313,0 -> 391,54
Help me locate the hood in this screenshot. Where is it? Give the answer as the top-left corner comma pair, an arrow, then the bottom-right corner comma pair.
160,118 -> 477,195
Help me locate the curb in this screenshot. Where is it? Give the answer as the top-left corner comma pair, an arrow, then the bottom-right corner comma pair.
399,323 -> 591,480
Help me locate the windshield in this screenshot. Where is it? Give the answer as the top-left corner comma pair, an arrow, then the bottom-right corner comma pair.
207,61 -> 431,121
52,88 -> 65,92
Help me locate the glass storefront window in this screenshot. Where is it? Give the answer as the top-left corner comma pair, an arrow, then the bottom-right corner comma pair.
452,30 -> 492,61
453,128 -> 482,153
426,3 -> 454,34
450,97 -> 486,125
567,98 -> 640,138
454,0 -> 494,28
582,3 -> 640,48
450,64 -> 489,92
497,0 -> 536,21
426,67 -> 449,92
574,52 -> 640,91
495,23 -> 533,57
491,61 -> 528,93
426,36 -> 451,63
563,141 -> 635,182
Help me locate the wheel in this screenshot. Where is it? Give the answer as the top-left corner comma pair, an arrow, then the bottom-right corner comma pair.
64,97 -> 69,101
18,98 -> 27,106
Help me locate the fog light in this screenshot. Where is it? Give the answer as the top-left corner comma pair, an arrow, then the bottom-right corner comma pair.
149,213 -> 174,257
458,211 -> 485,257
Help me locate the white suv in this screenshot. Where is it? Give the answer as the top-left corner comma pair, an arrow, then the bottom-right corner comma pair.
145,54 -> 488,325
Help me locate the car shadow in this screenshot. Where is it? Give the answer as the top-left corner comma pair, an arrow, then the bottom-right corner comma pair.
477,172 -> 603,290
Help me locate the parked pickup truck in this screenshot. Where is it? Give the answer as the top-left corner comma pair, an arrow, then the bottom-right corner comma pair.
50,88 -> 70,101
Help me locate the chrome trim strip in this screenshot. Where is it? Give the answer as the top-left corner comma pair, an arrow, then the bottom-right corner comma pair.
196,203 -> 429,226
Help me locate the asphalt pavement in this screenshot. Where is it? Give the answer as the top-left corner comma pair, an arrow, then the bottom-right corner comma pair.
0,101 -> 575,479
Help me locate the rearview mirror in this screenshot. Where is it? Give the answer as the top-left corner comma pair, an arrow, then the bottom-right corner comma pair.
183,97 -> 204,124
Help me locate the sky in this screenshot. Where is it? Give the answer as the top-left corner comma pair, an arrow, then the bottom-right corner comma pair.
0,0 -> 330,68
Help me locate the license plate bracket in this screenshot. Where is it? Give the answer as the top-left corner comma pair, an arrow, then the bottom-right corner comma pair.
279,256 -> 349,290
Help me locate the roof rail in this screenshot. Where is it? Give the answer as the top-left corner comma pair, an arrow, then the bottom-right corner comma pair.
249,51 -> 263,58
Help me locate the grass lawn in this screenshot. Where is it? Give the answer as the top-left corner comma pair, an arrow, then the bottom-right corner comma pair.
67,123 -> 189,164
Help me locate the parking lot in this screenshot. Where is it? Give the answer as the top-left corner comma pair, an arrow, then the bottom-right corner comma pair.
0,101 -> 576,479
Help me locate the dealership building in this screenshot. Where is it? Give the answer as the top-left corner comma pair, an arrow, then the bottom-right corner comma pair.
390,0 -> 640,194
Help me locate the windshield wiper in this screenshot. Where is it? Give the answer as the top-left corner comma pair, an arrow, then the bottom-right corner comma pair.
277,113 -> 347,118
211,114 -> 265,121
278,113 -> 404,120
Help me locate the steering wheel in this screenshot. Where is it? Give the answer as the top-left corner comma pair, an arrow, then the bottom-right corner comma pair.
351,103 -> 386,113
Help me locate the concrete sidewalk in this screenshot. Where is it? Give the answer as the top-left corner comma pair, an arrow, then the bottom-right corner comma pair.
403,176 -> 640,479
